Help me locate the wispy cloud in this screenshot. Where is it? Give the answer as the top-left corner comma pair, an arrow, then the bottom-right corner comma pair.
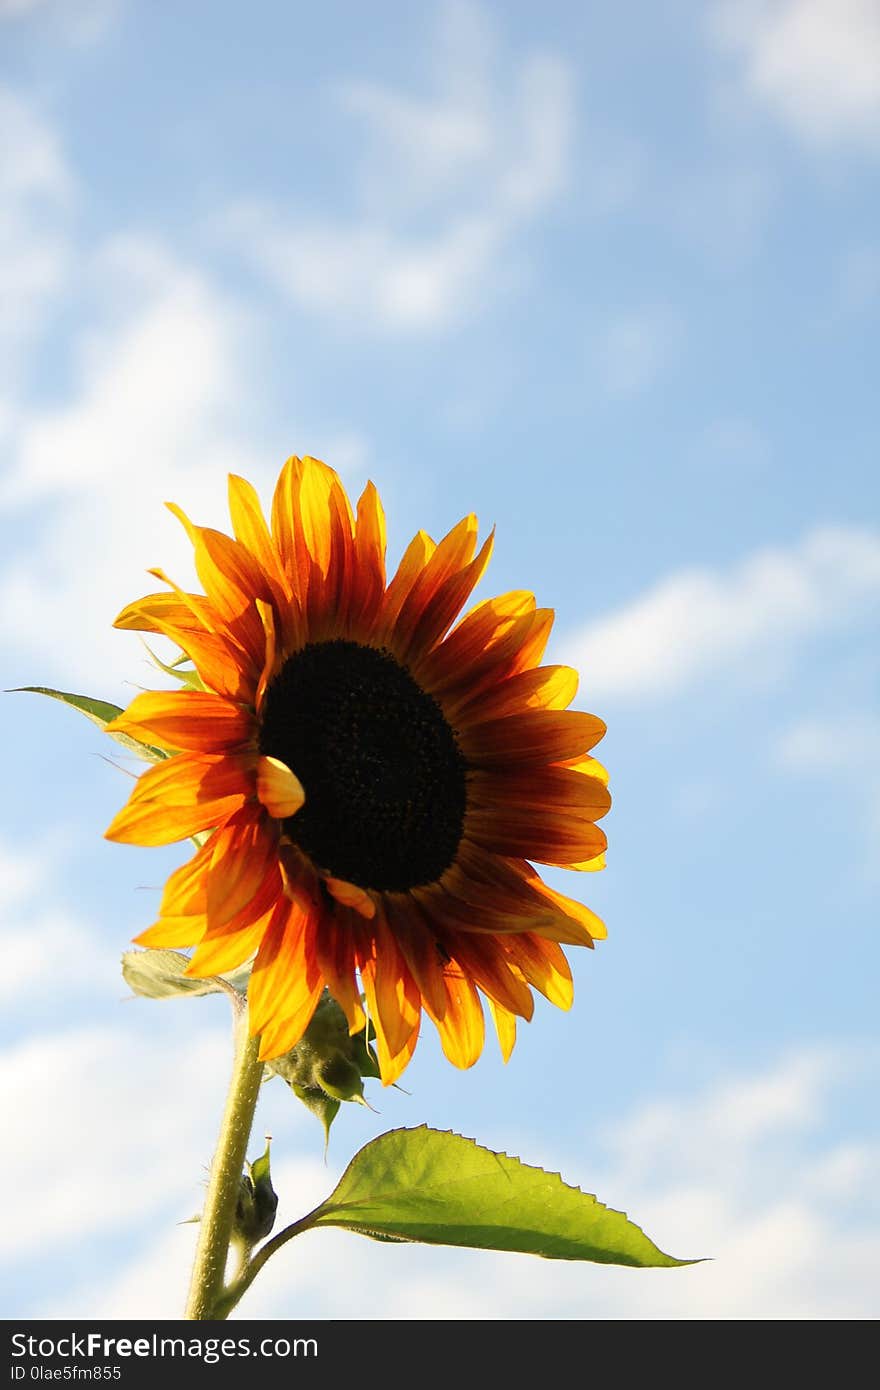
33,1043 -> 880,1320
0,232 -> 369,691
558,526 -> 880,700
0,0 -> 120,44
225,1 -> 574,334
0,85 -> 73,384
594,306 -> 684,397
775,714 -> 880,860
711,0 -> 880,151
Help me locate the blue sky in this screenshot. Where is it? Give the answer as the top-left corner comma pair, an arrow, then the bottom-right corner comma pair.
1,0 -> 878,1319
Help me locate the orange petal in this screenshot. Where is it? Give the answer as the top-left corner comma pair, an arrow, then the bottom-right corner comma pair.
159,836 -> 214,917
444,932 -> 535,1020
421,606 -> 553,710
105,752 -> 254,846
414,590 -> 534,686
464,809 -> 607,867
356,911 -> 421,1068
107,690 -> 254,753
379,529 -> 437,636
185,909 -> 269,977
460,709 -> 606,768
486,998 -> 517,1063
384,897 -> 449,1020
503,933 -> 574,1010
123,585 -> 256,703
324,876 -> 376,919
133,917 -> 206,949
206,808 -> 278,929
390,514 -> 482,654
350,481 -> 387,634
399,529 -> 496,664
256,755 -> 305,819
249,900 -> 323,1058
455,663 -> 579,722
114,591 -> 209,633
469,765 -> 612,819
426,962 -> 485,1070
312,911 -> 366,1034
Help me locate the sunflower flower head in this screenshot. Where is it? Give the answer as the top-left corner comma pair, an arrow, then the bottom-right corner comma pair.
106,456 -> 610,1084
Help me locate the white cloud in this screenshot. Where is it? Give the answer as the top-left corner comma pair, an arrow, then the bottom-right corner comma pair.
777,714 -> 880,773
712,0 -> 880,150
0,0 -> 120,44
691,417 -> 772,473
33,1042 -> 880,1320
595,307 -> 683,397
775,713 -> 880,857
0,86 -> 73,379
226,1 -> 574,333
0,233 -> 369,692
0,1021 -> 231,1258
0,831 -> 125,1007
559,525 -> 880,700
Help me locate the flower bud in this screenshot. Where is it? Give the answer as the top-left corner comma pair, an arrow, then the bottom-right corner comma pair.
233,1139 -> 278,1246
266,988 -> 380,1140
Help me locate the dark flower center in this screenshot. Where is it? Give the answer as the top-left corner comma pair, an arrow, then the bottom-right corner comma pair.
258,639 -> 466,892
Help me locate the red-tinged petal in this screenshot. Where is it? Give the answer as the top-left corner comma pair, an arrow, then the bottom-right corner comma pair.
185,910 -> 268,977
459,709 -> 606,768
464,810 -> 607,866
159,836 -> 214,917
420,606 -> 553,709
227,474 -> 291,598
455,664 -> 579,721
397,528 -> 495,664
389,514 -> 479,653
468,765 -> 612,820
377,1017 -> 420,1087
356,911 -> 421,1065
503,933 -> 574,1010
384,896 -> 449,1020
349,481 -> 387,634
379,529 -> 437,635
312,913 -> 365,1035
206,809 -> 278,929
569,852 -> 607,872
425,963 -> 485,1070
249,900 -> 323,1057
443,931 -> 535,1020
128,580 -> 257,703
107,690 -> 255,753
105,753 -> 254,846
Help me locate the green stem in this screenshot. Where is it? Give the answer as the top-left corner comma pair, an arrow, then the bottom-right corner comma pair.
184,1003 -> 264,1320
212,1209 -> 322,1320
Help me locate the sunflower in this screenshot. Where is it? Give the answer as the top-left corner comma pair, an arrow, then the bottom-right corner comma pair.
106,456 -> 610,1083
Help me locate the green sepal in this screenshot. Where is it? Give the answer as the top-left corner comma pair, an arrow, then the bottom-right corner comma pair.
234,1139 -> 278,1246
14,687 -> 167,762
141,641 -> 206,691
121,947 -> 250,1000
266,989 -> 379,1140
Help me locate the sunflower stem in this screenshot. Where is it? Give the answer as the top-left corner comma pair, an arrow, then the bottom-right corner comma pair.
184,1003 -> 264,1320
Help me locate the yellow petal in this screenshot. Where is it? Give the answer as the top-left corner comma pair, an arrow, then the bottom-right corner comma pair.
256,755 -> 305,819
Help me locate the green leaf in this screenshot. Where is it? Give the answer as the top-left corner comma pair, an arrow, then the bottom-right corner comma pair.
14,687 -> 167,762
121,948 -> 249,1000
309,1126 -> 694,1267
